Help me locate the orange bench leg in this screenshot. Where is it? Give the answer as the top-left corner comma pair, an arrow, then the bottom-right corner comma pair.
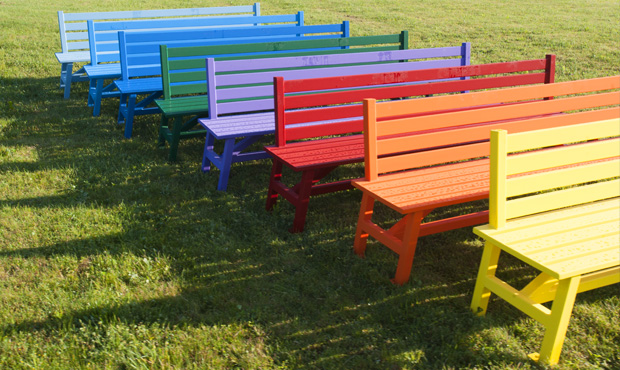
354,193 -> 375,256
392,211 -> 424,285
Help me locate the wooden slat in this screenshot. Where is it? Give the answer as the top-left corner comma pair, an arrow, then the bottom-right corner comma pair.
506,138 -> 620,175
507,159 -> 620,197
376,91 -> 620,138
376,109 -> 619,158
507,118 -> 620,152
375,76 -> 620,125
506,180 -> 620,220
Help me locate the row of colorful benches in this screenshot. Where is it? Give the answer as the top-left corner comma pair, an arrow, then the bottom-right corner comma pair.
55,5 -> 620,366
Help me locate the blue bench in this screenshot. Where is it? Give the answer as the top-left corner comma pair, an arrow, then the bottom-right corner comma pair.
114,20 -> 351,139
55,4 -> 260,99
197,43 -> 470,191
83,12 -> 304,117
157,31 -> 408,162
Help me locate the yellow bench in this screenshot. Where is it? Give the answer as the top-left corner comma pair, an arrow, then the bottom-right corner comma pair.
470,118 -> 620,365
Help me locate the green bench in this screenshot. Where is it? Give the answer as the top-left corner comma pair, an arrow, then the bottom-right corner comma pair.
156,31 -> 409,161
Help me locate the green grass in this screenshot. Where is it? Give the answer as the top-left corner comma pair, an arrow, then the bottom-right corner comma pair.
0,0 -> 619,369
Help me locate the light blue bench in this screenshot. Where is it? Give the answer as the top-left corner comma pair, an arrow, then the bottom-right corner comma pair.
55,4 -> 260,99
114,20 -> 351,139
84,12 -> 303,117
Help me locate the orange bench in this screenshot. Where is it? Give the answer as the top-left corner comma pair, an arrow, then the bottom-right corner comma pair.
352,75 -> 620,284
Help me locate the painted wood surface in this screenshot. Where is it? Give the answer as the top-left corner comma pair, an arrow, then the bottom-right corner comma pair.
351,74 -> 618,285
56,3 -> 260,99
266,55 -> 556,233
471,117 -> 620,365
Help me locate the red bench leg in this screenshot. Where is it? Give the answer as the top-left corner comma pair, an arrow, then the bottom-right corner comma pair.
266,160 -> 283,211
290,170 -> 316,233
392,211 -> 424,285
354,192 -> 375,256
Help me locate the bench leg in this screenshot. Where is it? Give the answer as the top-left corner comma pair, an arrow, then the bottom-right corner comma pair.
158,115 -> 170,148
266,160 -> 283,211
168,116 -> 183,162
61,62 -> 73,99
91,79 -> 104,116
123,94 -> 137,139
216,139 -> 235,191
532,276 -> 581,366
201,132 -> 215,172
392,211 -> 424,285
470,241 -> 502,316
353,193 -> 375,257
290,170 -> 316,233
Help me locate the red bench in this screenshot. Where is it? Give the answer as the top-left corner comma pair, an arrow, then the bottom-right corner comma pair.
353,76 -> 619,284
265,55 -> 556,232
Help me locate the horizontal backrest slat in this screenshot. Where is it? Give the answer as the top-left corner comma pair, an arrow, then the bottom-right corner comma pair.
376,91 -> 619,143
375,76 -> 620,137
376,108 -> 620,158
374,75 -> 617,124
507,138 -> 620,175
506,180 -> 620,220
507,158 -> 620,197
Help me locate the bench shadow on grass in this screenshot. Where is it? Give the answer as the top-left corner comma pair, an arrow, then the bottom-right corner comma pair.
0,77 -> 597,368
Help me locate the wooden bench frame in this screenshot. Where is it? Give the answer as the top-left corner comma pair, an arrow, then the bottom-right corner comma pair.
114,21 -> 355,139
198,45 -> 462,191
470,117 -> 619,365
158,31 -> 408,161
266,55 -> 555,233
84,12 -> 305,118
55,4 -> 260,99
352,75 -> 619,285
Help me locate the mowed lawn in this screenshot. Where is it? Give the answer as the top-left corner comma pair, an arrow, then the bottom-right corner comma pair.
0,0 -> 618,369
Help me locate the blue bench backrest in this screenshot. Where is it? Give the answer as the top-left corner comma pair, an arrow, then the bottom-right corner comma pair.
58,4 -> 260,55
206,43 -> 471,118
87,11 -> 301,65
117,20 -> 352,80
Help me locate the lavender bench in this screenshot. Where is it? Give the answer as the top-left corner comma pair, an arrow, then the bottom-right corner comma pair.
197,44 -> 471,191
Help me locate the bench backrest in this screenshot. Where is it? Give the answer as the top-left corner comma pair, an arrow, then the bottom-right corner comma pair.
119,20 -> 349,81
362,75 -> 620,181
160,30 -> 407,101
205,44 -> 464,119
58,4 -> 260,55
88,12 -> 303,66
275,55 -> 556,148
489,118 -> 619,229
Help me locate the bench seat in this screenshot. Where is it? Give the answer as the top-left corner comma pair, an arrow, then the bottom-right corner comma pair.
474,198 -> 619,279
56,51 -> 89,64
353,159 -> 490,213
265,134 -> 365,170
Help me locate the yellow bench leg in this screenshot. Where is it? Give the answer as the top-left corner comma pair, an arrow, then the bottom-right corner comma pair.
531,275 -> 581,366
470,241 -> 501,316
